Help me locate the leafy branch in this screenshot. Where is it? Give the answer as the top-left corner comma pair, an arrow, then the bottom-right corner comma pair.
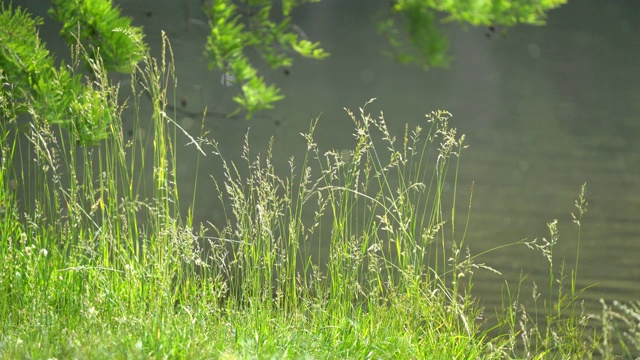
378,0 -> 568,69
0,2 -> 143,144
204,0 -> 328,118
1,0 -> 570,126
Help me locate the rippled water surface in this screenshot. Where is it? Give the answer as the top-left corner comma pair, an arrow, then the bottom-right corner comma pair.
26,0 -> 640,311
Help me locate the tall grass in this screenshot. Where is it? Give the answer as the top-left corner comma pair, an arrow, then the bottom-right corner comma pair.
0,33 -> 215,358
0,34 -> 627,358
489,183 -> 598,359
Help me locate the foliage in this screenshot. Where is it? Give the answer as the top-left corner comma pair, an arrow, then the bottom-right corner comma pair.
0,5 -> 51,117
2,0 -> 568,122
0,2 -> 144,144
378,2 -> 451,68
0,25 -> 628,356
203,0 -> 328,118
0,2 -> 632,358
378,0 -> 568,69
49,0 -> 145,73
204,0 -> 568,114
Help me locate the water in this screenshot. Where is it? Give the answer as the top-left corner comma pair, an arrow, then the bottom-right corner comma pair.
21,0 -> 640,314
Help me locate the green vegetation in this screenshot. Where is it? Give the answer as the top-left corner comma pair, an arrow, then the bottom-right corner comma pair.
2,1 -> 640,359
204,0 -> 569,115
378,0 -> 568,68
2,0 -> 568,120
204,0 -> 329,117
49,0 -> 145,73
0,32 -> 636,360
0,1 -> 143,144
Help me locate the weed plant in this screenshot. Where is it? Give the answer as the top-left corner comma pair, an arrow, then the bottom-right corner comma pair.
0,33 -> 625,359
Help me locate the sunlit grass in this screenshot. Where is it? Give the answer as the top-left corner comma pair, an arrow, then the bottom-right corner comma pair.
0,34 -> 634,359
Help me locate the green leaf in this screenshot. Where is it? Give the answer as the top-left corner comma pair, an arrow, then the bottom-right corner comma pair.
232,76 -> 284,119
204,0 -> 326,118
49,0 -> 145,73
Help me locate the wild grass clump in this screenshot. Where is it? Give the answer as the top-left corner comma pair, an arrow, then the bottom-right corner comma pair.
489,183 -> 598,359
0,32 -> 625,358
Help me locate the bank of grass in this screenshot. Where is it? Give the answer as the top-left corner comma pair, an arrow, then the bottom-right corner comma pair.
0,35 -> 636,359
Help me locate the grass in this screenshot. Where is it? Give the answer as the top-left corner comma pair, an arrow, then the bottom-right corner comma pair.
0,34 -> 637,359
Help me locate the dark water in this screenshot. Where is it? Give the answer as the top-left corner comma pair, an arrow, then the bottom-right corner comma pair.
20,0 -> 640,315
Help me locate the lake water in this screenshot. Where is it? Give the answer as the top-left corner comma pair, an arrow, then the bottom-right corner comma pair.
24,0 -> 640,316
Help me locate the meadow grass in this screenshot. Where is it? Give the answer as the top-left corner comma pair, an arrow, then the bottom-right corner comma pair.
0,34 -> 637,359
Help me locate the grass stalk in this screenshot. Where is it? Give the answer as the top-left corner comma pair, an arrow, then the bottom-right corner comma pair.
0,31 -> 623,358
